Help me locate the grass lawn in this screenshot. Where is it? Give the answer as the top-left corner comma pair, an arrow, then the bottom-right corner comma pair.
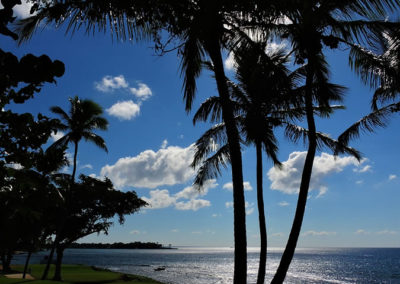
0,264 -> 164,284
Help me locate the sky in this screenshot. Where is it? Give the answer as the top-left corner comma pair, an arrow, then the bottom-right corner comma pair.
1,3 -> 400,248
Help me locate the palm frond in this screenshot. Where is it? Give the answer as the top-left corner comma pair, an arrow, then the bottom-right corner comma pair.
181,27 -> 205,112
193,96 -> 222,124
82,132 -> 108,153
191,123 -> 227,169
193,144 -> 230,189
338,101 -> 400,146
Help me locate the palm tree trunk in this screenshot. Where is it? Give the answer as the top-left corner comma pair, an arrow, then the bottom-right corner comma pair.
1,251 -> 12,273
53,245 -> 64,281
71,141 -> 78,182
271,61 -> 317,283
42,236 -> 58,280
22,249 -> 32,279
256,141 -> 267,284
206,40 -> 247,284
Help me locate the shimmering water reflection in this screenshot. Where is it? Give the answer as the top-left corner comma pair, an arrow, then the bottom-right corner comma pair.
12,247 -> 400,283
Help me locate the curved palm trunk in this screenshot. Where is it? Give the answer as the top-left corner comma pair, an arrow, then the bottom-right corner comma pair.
206,40 -> 247,283
52,245 -> 64,281
42,236 -> 58,280
71,141 -> 78,182
271,62 -> 317,283
256,141 -> 267,284
22,249 -> 32,279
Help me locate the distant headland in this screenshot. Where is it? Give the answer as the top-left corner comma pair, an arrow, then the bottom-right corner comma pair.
68,242 -> 176,249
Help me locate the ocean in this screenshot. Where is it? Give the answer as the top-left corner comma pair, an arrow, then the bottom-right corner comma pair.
11,247 -> 400,283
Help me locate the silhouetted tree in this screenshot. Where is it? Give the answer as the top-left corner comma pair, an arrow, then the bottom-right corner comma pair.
50,174 -> 147,281
49,96 -> 108,182
258,1 -> 399,282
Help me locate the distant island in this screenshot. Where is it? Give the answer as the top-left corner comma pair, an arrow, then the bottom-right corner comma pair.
68,242 -> 176,249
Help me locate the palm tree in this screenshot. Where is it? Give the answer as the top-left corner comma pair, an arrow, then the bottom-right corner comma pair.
257,1 -> 400,282
193,43 -> 294,284
337,27 -> 400,146
49,96 -> 108,182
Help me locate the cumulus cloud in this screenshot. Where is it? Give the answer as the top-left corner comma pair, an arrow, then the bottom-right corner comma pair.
51,131 -> 64,142
95,75 -> 129,92
223,181 -> 253,191
267,152 -> 361,197
302,231 -> 337,237
106,100 -> 140,120
130,83 -> 152,101
141,179 -> 217,211
389,174 -> 397,181
1,0 -> 34,19
101,144 -> 196,189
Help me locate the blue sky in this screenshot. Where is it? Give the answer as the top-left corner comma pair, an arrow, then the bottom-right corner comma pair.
2,4 -> 400,248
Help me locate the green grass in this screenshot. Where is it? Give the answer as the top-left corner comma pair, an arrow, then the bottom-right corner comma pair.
0,264 -> 164,284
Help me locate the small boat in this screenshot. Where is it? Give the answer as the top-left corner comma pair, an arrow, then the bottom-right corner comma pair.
154,266 -> 166,271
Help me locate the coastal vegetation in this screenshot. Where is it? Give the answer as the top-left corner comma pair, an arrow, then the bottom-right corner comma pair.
1,0 -> 399,283
68,242 -> 169,249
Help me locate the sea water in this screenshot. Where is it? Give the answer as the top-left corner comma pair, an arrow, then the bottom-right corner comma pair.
12,247 -> 400,283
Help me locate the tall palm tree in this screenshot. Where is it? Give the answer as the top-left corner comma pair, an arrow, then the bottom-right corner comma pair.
257,1 -> 400,282
49,96 -> 108,182
193,43 -> 294,284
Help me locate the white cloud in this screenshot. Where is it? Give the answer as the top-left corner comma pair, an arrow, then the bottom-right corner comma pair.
101,144 -> 195,189
141,179 -> 217,211
267,152 -> 360,197
80,164 -> 93,170
389,174 -> 397,181
106,100 -> 140,120
161,139 -> 168,149
6,163 -> 23,170
278,201 -> 289,207
224,52 -> 235,71
212,213 -> 221,218
272,232 -> 285,237
130,83 -> 152,101
3,0 -> 34,19
175,199 -> 211,211
51,131 -> 64,142
225,201 -> 254,215
171,229 -> 179,233
130,230 -> 142,235
353,165 -> 372,173
223,181 -> 253,191
302,231 -> 337,237
141,189 -> 176,209
224,40 -> 288,72
356,180 -> 364,185
355,229 -> 370,235
95,75 -> 128,92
